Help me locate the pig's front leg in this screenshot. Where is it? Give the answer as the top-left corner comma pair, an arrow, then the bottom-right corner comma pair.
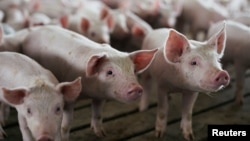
0,103 -> 9,126
155,87 -> 169,138
91,99 -> 106,137
18,113 -> 33,141
0,125 -> 5,139
234,63 -> 246,106
180,92 -> 198,141
139,72 -> 152,112
61,102 -> 75,141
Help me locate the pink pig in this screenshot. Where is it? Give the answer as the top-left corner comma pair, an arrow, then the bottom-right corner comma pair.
139,26 -> 230,140
0,52 -> 82,141
14,25 -> 158,140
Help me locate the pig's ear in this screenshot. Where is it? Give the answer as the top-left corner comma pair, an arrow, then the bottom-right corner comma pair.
2,87 -> 29,105
105,15 -> 115,32
164,29 -> 189,63
60,15 -> 68,28
100,7 -> 110,20
129,48 -> 158,74
81,17 -> 90,32
86,53 -> 107,77
57,77 -> 82,102
131,24 -> 145,37
208,22 -> 226,58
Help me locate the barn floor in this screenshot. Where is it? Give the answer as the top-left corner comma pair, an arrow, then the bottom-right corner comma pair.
2,69 -> 250,141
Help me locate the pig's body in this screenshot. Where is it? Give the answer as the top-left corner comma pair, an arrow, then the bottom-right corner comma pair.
208,20 -> 250,105
20,25 -> 157,138
139,28 -> 229,140
0,52 -> 81,141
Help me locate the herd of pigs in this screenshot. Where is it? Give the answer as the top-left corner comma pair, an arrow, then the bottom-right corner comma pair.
0,0 -> 248,141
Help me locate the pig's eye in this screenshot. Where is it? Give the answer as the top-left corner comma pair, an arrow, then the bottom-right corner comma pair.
90,32 -> 96,37
107,70 -> 113,76
190,61 -> 197,66
55,107 -> 61,114
27,108 -> 32,116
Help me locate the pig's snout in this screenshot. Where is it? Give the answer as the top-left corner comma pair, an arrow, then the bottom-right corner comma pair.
37,136 -> 53,141
127,84 -> 143,100
214,70 -> 230,87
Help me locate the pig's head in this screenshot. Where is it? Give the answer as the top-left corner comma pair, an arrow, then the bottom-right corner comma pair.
2,77 -> 82,141
133,0 -> 160,17
159,0 -> 183,27
111,9 -> 129,38
86,47 -> 158,103
163,26 -> 230,93
79,16 -> 114,44
60,14 -> 114,44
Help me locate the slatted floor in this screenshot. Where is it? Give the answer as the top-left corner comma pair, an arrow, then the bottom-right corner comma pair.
2,70 -> 250,141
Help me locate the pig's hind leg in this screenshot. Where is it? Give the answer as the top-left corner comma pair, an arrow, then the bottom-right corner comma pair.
234,63 -> 246,106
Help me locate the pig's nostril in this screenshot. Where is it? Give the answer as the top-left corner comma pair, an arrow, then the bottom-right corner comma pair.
127,86 -> 143,95
214,71 -> 230,85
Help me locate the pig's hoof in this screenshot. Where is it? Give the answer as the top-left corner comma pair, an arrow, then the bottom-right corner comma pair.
155,130 -> 164,138
139,104 -> 148,112
183,133 -> 195,141
91,127 -> 107,137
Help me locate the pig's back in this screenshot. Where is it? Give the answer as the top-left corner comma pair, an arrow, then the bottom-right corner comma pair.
0,52 -> 57,88
142,28 -> 169,50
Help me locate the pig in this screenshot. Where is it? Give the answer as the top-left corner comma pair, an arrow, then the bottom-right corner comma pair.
5,6 -> 29,31
121,0 -> 160,20
26,0 -> 80,19
60,0 -> 114,44
123,10 -> 153,51
27,12 -> 52,27
139,25 -> 230,140
0,51 -> 82,141
176,0 -> 229,40
16,25 -> 158,139
154,0 -> 183,28
207,20 -> 250,105
111,10 -> 153,52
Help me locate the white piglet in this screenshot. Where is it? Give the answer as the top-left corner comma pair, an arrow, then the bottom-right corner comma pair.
19,25 -> 158,139
0,52 -> 82,141
139,26 -> 230,140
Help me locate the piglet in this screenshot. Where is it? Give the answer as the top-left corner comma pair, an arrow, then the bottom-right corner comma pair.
0,52 -> 82,141
16,25 -> 158,139
139,26 -> 230,140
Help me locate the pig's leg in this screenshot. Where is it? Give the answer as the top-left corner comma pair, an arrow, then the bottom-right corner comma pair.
139,72 -> 152,111
91,99 -> 106,137
180,92 -> 198,141
0,103 -> 8,139
0,125 -> 6,139
234,63 -> 246,105
18,113 -> 33,141
61,102 -> 74,141
155,87 -> 169,138
0,103 -> 6,125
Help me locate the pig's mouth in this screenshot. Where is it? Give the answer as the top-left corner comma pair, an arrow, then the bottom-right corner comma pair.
200,83 -> 227,93
114,91 -> 142,103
